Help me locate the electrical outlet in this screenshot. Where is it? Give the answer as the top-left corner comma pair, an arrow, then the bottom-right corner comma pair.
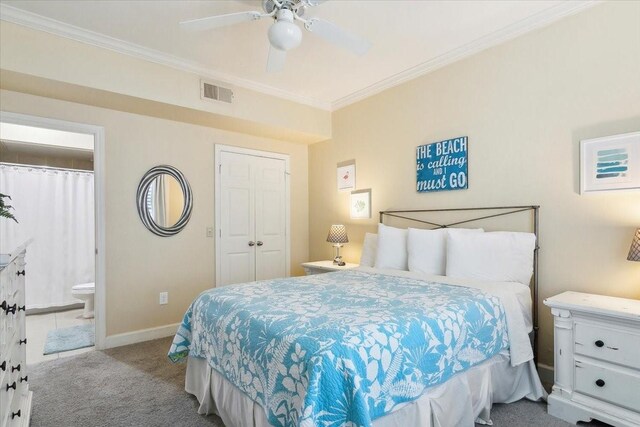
206,227 -> 214,238
159,292 -> 168,305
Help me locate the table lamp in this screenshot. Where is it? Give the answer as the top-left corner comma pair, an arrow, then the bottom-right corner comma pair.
327,224 -> 348,265
628,228 -> 640,262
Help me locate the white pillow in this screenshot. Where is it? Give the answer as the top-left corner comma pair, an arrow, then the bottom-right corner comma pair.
407,228 -> 448,275
446,228 -> 484,237
407,227 -> 483,275
374,223 -> 408,270
359,233 -> 378,267
446,231 -> 536,286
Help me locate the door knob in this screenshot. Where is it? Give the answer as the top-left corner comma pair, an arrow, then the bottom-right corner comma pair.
248,241 -> 255,246
256,241 -> 264,246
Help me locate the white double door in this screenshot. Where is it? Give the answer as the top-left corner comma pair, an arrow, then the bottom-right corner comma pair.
217,147 -> 289,286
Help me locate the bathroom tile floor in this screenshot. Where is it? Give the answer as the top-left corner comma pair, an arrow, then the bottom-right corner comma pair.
26,308 -> 94,365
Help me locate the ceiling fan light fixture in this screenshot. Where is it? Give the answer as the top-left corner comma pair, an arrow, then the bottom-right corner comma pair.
268,9 -> 302,51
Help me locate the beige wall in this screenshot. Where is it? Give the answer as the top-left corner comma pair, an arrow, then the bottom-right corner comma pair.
309,2 -> 640,367
0,21 -> 331,143
0,89 -> 309,336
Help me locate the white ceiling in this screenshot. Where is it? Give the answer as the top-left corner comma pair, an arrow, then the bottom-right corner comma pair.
0,123 -> 94,161
0,0 -> 596,110
0,123 -> 94,151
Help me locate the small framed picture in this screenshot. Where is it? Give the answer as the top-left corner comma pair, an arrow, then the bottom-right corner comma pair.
580,131 -> 640,194
350,189 -> 371,219
337,160 -> 355,191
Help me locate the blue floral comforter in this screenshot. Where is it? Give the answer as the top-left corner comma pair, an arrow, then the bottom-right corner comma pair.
168,270 -> 509,427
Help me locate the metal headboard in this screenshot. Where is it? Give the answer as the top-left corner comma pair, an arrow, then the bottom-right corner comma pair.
379,205 -> 540,364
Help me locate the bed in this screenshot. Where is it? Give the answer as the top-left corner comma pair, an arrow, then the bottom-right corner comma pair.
169,206 -> 546,427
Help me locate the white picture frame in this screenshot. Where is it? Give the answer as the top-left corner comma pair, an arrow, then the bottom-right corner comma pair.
337,160 -> 355,191
580,131 -> 640,194
350,189 -> 371,219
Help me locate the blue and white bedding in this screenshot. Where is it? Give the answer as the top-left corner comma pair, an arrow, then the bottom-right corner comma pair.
169,269 -> 531,427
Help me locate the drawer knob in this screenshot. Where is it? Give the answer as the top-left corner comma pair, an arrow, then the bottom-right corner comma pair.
5,303 -> 16,315
595,340 -> 604,348
19,338 -> 27,345
11,410 -> 21,419
11,364 -> 20,372
0,361 -> 5,371
6,382 -> 16,391
596,379 -> 605,387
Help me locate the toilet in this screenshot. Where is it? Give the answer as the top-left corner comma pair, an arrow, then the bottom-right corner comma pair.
71,282 -> 95,319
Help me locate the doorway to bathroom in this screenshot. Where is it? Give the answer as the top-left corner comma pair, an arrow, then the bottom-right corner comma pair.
0,113 -> 106,363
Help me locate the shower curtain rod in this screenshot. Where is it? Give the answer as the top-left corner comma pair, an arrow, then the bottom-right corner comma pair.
0,162 -> 93,174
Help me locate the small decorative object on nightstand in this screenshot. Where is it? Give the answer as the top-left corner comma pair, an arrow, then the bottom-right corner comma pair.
628,228 -> 640,262
301,260 -> 359,275
544,291 -> 640,426
326,225 -> 348,265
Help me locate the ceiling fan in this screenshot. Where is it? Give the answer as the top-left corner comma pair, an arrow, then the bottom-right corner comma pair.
180,0 -> 371,72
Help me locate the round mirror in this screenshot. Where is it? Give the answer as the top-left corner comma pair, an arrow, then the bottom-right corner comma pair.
136,165 -> 192,237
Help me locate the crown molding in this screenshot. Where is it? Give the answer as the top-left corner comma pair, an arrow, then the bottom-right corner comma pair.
330,0 -> 601,111
1,1 -> 600,113
0,3 -> 332,111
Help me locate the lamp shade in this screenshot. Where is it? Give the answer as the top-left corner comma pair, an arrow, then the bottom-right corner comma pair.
327,225 -> 348,244
628,228 -> 640,262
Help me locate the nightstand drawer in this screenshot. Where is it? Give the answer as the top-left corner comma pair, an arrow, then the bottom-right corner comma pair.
575,322 -> 640,370
575,359 -> 640,413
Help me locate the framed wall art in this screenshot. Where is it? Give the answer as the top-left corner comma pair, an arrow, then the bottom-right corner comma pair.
337,160 -> 356,191
350,189 -> 371,219
580,131 -> 640,194
417,136 -> 468,193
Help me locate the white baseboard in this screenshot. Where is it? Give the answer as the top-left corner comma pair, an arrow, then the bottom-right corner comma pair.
103,322 -> 179,349
537,363 -> 554,385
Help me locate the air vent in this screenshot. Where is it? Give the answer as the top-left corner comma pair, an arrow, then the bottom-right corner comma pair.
200,80 -> 234,104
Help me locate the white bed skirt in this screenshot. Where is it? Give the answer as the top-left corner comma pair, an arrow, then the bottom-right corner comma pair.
185,351 -> 546,427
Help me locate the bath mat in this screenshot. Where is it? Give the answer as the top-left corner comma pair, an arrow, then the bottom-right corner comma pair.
43,324 -> 94,355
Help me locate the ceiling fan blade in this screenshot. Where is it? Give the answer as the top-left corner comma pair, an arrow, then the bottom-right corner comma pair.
267,45 -> 287,72
180,11 -> 262,31
305,18 -> 371,56
304,0 -> 330,6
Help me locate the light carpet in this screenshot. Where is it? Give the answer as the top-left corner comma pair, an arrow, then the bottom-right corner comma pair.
28,337 -> 607,427
43,324 -> 95,355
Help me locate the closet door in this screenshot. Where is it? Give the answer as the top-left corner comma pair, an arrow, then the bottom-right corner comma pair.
217,148 -> 289,286
254,156 -> 287,281
219,151 -> 256,285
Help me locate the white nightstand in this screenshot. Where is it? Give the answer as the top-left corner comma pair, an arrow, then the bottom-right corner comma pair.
301,260 -> 359,275
544,291 -> 640,426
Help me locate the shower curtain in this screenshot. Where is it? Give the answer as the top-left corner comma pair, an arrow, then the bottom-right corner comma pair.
0,163 -> 95,309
